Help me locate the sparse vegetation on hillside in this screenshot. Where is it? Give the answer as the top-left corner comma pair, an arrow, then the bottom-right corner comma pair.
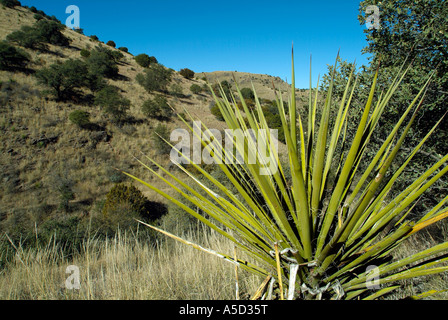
136,64 -> 173,93
0,40 -> 29,70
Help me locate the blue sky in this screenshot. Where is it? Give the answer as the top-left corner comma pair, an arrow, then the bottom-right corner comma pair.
21,0 -> 372,88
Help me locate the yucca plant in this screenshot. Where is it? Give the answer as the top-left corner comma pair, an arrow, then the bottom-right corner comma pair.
124,50 -> 448,300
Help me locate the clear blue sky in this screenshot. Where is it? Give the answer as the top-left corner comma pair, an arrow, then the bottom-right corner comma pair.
21,0 -> 371,89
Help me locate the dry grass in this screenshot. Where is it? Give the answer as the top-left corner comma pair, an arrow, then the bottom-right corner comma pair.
0,222 -> 262,300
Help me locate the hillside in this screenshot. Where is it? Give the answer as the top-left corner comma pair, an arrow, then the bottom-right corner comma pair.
0,4 -> 299,240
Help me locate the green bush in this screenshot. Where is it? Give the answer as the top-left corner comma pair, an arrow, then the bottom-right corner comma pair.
142,95 -> 173,120
89,35 -> 99,41
0,41 -> 30,70
179,68 -> 195,80
34,19 -> 70,47
1,0 -> 21,8
106,40 -> 116,48
190,84 -> 202,95
69,110 -> 90,127
80,48 -> 90,58
240,87 -> 255,100
35,59 -> 89,101
94,85 -> 130,123
103,183 -> 167,222
6,25 -> 46,50
210,103 -> 224,121
135,53 -> 151,68
136,64 -> 173,93
86,46 -> 119,79
152,123 -> 171,155
118,47 -> 128,53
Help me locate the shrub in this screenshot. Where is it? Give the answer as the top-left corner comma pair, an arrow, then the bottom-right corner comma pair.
240,87 -> 255,100
89,35 -> 99,41
0,41 -> 30,70
74,27 -> 84,34
179,68 -> 195,80
170,83 -> 183,97
135,53 -> 151,68
103,183 -> 166,222
118,47 -> 128,53
80,48 -> 90,58
33,13 -> 44,21
1,0 -> 21,8
210,103 -> 224,121
94,85 -> 130,123
35,59 -> 88,101
34,19 -> 70,47
106,40 -> 116,48
136,64 -> 173,93
86,46 -> 119,78
6,25 -> 46,50
142,95 -> 173,120
69,110 -> 90,127
152,123 -> 171,155
190,84 -> 202,95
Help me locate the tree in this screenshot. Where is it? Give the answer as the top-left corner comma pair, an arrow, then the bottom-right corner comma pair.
179,68 -> 195,80
35,59 -> 88,101
1,0 -> 21,8
6,25 -> 46,50
106,40 -> 116,48
0,41 -> 30,70
142,95 -> 173,120
118,47 -> 129,53
95,85 -> 130,123
190,84 -> 202,95
135,53 -> 151,68
86,46 -> 119,78
136,64 -> 173,93
34,19 -> 70,47
240,87 -> 255,100
358,0 -> 448,154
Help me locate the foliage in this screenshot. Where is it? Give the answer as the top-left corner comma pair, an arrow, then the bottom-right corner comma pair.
94,85 -> 130,123
0,41 -> 30,70
152,123 -> 171,155
142,95 -> 173,120
118,47 -> 129,53
210,103 -> 224,121
34,19 -> 70,47
35,59 -> 88,101
179,68 -> 195,80
106,40 -> 116,48
170,83 -> 183,97
80,48 -> 90,58
190,84 -> 202,95
1,0 -> 21,8
135,53 -> 152,68
69,110 -> 90,128
358,0 -> 448,155
240,87 -> 255,100
103,183 -> 166,222
136,64 -> 173,93
6,25 -> 46,50
89,35 -> 99,41
128,52 -> 448,300
86,46 -> 119,79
